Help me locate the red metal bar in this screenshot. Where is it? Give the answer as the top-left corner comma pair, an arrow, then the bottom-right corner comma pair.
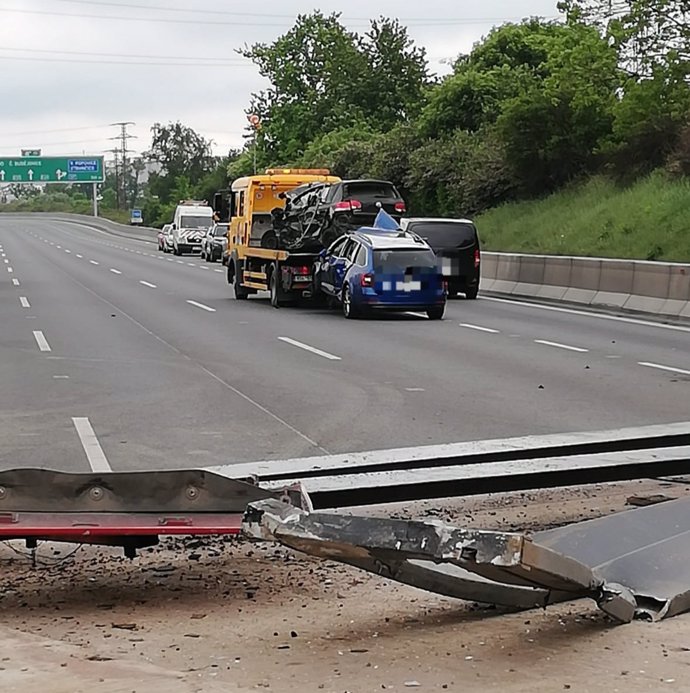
0,512 -> 242,537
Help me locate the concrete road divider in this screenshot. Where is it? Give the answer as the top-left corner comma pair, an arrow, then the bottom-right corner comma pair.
482,251 -> 690,319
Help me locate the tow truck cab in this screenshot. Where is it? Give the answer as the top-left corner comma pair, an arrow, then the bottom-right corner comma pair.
221,169 -> 341,306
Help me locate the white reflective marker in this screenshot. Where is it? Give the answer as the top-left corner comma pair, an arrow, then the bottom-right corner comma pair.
72,417 -> 112,472
32,330 -> 51,352
639,362 -> 690,377
186,300 -> 216,312
278,336 -> 341,361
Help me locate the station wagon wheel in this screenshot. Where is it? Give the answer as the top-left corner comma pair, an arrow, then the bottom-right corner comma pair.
342,284 -> 358,319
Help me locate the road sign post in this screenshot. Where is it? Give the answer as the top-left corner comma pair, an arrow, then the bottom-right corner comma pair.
0,156 -> 104,184
93,183 -> 98,218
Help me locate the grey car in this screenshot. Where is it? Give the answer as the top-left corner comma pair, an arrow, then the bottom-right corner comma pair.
201,223 -> 228,263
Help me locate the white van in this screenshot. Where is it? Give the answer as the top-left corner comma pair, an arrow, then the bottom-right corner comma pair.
171,201 -> 214,255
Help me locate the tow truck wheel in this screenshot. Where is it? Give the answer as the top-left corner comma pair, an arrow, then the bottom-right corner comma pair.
231,261 -> 249,300
269,269 -> 282,308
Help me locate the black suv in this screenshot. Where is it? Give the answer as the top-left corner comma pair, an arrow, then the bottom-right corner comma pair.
399,218 -> 481,299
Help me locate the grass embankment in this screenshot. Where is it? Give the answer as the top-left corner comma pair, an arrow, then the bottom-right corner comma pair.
476,171 -> 690,262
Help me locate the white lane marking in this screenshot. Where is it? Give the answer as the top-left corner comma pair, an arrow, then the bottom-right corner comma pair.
65,249 -> 71,254
12,278 -> 19,286
56,245 -> 61,249
534,339 -> 589,353
32,330 -> 51,352
483,296 -> 690,334
176,260 -> 184,264
407,311 -> 429,319
139,280 -> 157,288
167,258 -> 174,262
76,254 -> 83,258
7,267 -> 13,273
638,362 -> 690,376
3,259 -> 8,263
53,375 -> 70,379
19,296 -> 30,308
460,323 -> 500,334
405,387 -> 426,392
187,262 -> 196,267
214,269 -> 223,273
200,266 -> 209,270
109,268 -> 122,275
278,336 -> 342,361
186,299 -> 216,312
89,260 -> 99,265
71,417 -> 112,472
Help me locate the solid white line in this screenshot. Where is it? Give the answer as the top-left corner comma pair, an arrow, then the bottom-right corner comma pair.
109,268 -> 122,275
71,417 -> 112,472
32,330 -> 51,352
638,362 -> 690,376
139,280 -> 157,288
76,253 -> 83,258
11,278 -> 19,286
278,336 -> 342,361
483,296 -> 690,334
460,323 -> 500,334
186,299 -> 216,312
534,339 -> 589,353
89,260 -> 99,265
19,296 -> 30,308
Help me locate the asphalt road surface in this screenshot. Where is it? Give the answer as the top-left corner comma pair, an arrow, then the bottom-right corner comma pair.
2,216 -> 689,474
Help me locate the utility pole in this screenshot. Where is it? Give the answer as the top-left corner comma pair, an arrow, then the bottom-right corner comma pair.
109,122 -> 136,209
104,147 -> 120,209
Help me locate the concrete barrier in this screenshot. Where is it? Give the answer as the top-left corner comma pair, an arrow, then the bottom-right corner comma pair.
482,251 -> 690,320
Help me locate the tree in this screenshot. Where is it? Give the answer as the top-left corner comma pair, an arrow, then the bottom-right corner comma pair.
559,0 -> 690,74
146,122 -> 214,203
241,12 -> 429,163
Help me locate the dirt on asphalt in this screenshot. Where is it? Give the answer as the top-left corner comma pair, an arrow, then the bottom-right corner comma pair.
1,479 -> 689,693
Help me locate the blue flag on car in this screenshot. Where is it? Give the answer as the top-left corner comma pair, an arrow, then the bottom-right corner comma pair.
373,208 -> 400,231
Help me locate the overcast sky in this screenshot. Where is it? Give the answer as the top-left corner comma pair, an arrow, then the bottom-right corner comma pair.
0,0 -> 559,161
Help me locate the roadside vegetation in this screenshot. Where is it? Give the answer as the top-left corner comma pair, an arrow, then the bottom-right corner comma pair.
3,1 -> 690,260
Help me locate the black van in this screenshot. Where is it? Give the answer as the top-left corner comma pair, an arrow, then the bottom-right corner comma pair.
399,218 -> 481,299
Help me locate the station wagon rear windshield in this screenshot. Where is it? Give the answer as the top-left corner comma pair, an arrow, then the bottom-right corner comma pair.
410,221 -> 476,247
343,182 -> 399,201
374,249 -> 437,272
181,216 -> 211,228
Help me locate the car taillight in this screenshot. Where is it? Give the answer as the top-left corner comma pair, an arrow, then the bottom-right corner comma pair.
360,273 -> 374,287
394,201 -> 406,213
442,279 -> 448,292
334,199 -> 362,212
474,248 -> 481,268
292,265 -> 310,275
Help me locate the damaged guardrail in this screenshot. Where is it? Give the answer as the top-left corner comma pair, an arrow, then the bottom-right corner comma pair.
243,496 -> 690,624
1,422 -> 688,623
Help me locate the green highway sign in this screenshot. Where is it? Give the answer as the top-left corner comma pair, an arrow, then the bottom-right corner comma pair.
0,156 -> 104,183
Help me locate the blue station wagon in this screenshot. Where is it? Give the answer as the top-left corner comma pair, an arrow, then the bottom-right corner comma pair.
313,227 -> 447,319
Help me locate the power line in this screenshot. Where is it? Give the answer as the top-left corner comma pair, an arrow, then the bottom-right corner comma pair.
52,0 -> 547,23
0,7 -> 557,28
0,46 -> 247,63
0,124 -> 112,137
0,54 -> 253,67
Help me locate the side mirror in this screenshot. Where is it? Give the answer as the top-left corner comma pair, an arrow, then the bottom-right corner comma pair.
172,223 -> 176,230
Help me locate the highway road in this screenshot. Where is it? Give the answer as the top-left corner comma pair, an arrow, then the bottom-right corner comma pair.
1,216 -> 689,474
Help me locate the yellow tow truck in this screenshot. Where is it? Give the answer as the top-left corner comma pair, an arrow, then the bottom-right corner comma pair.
222,168 -> 340,306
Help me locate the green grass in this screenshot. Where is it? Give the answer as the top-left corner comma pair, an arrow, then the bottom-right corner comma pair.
476,170 -> 690,262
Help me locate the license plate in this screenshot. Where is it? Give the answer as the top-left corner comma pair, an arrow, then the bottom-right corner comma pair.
293,276 -> 311,283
